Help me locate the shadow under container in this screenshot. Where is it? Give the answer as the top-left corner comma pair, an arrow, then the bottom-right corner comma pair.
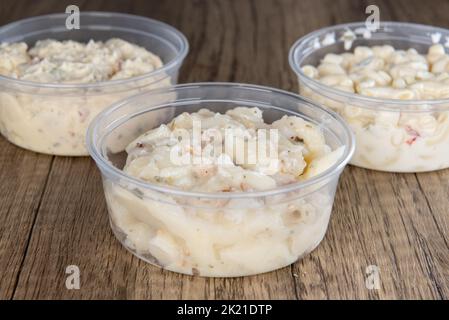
290,22 -> 449,172
0,12 -> 188,156
87,83 -> 355,277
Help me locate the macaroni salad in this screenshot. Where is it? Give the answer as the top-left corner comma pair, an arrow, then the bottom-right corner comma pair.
300,44 -> 449,172
105,107 -> 344,276
0,39 -> 169,155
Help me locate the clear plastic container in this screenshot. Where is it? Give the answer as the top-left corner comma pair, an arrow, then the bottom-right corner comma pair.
0,12 -> 189,156
87,83 -> 355,277
289,22 -> 449,172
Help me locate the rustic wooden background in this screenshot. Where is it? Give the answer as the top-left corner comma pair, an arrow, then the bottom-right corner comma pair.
0,0 -> 448,300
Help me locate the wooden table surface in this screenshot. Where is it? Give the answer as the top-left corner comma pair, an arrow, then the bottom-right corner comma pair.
0,0 -> 448,300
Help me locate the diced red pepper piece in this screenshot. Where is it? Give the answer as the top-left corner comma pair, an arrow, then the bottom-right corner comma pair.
405,125 -> 420,145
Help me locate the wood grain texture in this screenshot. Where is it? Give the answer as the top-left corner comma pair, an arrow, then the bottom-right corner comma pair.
0,139 -> 52,299
0,0 -> 448,300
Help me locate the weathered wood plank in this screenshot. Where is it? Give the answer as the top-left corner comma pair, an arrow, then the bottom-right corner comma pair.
0,137 -> 52,299
2,0 -> 448,299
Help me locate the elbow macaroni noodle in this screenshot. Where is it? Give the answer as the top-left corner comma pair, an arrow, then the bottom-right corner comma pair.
300,44 -> 449,172
104,107 -> 344,276
0,39 -> 171,155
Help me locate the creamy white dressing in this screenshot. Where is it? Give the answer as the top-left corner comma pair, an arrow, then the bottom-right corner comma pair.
0,39 -> 169,155
124,107 -> 341,192
104,107 -> 343,276
300,44 -> 449,172
0,38 -> 163,83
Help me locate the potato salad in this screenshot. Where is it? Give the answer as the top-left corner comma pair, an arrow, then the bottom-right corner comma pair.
0,39 -> 169,155
104,107 -> 344,277
300,44 -> 449,172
